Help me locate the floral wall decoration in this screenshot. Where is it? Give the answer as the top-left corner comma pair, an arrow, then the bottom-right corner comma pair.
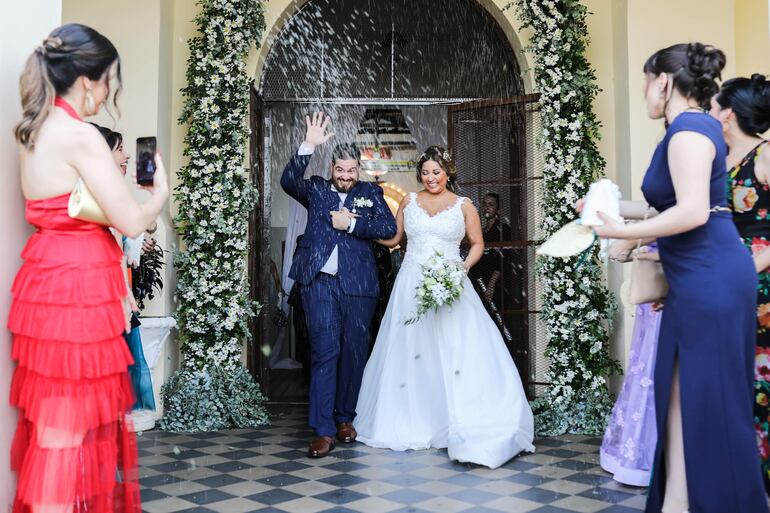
507,0 -> 621,435
162,0 -> 269,432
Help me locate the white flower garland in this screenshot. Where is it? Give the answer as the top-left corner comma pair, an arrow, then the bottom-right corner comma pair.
164,0 -> 268,431
509,0 -> 620,435
174,0 -> 264,373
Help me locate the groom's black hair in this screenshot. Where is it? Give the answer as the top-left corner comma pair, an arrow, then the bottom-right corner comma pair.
332,143 -> 361,165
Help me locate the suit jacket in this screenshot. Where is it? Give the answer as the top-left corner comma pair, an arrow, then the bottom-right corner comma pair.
280,151 -> 397,297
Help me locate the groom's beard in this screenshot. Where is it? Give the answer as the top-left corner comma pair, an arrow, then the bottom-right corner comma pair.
333,177 -> 357,193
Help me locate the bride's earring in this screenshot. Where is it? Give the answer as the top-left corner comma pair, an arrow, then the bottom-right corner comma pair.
85,89 -> 96,115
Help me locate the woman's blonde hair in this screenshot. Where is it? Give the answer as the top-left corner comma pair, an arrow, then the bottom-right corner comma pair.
15,24 -> 121,149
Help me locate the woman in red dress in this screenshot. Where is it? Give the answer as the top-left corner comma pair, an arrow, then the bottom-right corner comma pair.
10,24 -> 168,513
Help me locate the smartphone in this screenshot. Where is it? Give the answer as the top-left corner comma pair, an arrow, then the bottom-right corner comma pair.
136,137 -> 157,186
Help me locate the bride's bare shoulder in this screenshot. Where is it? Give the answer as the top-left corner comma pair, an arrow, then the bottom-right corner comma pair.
459,196 -> 477,214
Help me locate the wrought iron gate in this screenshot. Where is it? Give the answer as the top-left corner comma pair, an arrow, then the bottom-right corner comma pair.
448,96 -> 547,399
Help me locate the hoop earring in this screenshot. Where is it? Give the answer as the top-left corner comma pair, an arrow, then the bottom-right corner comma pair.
85,90 -> 96,115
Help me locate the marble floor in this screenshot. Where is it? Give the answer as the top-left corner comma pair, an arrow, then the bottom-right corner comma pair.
137,405 -> 646,513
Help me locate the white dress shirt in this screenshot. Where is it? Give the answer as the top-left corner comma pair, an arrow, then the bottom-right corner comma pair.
297,143 -> 357,276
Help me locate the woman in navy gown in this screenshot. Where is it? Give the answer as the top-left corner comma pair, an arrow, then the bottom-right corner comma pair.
592,43 -> 767,513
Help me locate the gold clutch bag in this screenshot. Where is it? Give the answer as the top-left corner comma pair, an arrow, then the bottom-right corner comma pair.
68,178 -> 110,226
629,257 -> 668,304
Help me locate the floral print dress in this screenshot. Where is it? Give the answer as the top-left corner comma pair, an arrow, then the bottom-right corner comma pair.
728,140 -> 770,493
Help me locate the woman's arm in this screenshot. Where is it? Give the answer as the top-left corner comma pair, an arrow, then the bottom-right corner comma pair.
377,195 -> 408,248
72,124 -> 168,238
754,247 -> 770,272
462,199 -> 484,270
620,200 -> 658,220
595,131 -> 714,240
576,198 -> 657,220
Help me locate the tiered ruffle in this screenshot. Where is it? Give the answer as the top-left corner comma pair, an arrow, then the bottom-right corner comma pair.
9,222 -> 140,513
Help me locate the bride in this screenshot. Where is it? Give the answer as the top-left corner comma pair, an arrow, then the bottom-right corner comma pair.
354,146 -> 535,468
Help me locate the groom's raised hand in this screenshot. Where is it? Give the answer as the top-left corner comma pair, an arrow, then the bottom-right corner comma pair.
304,112 -> 335,148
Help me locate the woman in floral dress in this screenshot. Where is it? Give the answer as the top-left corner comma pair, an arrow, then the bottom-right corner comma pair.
711,73 -> 770,492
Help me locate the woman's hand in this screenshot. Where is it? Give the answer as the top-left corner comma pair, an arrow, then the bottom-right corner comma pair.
607,239 -> 637,262
592,211 -> 629,239
575,198 -> 586,214
634,248 -> 661,262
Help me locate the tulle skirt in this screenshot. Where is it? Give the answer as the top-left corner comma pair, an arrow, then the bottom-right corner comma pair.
600,303 -> 660,486
354,260 -> 535,468
9,225 -> 139,513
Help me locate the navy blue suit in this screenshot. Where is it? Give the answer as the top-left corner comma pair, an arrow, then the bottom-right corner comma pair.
281,150 -> 397,436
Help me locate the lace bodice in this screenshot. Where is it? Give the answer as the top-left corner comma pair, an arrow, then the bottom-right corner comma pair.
402,192 -> 466,268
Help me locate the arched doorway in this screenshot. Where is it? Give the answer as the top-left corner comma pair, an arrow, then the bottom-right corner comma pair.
249,0 -> 546,401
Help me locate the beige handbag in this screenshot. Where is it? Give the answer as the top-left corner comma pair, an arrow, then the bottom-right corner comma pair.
629,245 -> 668,305
68,178 -> 110,226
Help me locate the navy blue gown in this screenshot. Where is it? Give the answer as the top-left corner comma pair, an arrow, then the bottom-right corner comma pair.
641,112 -> 768,512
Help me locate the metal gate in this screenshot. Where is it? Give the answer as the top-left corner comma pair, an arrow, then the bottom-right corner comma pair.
448,96 -> 547,399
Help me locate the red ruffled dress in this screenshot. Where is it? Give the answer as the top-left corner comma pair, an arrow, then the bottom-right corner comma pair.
8,131 -> 140,512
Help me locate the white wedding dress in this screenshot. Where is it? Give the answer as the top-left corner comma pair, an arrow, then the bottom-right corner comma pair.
354,193 -> 535,468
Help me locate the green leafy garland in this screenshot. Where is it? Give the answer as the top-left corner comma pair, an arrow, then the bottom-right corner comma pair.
508,0 -> 620,435
164,0 -> 269,431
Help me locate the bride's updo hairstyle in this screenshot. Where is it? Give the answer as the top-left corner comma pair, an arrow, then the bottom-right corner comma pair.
416,145 -> 457,192
715,74 -> 770,136
14,23 -> 122,149
643,42 -> 726,110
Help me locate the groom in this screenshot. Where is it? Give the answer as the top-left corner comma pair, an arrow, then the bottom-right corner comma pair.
281,112 -> 397,458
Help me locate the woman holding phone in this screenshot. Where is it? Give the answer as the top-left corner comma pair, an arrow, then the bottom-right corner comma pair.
9,23 -> 167,513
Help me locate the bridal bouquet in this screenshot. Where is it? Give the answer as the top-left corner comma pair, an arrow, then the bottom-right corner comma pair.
405,249 -> 465,325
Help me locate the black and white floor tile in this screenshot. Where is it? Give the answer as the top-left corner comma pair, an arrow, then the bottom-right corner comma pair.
137,406 -> 646,513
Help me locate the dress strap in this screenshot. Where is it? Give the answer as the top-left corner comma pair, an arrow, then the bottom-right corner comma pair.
730,140 -> 768,178
54,97 -> 83,121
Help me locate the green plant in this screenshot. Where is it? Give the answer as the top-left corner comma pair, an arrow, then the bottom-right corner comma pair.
159,365 -> 269,432
132,242 -> 165,311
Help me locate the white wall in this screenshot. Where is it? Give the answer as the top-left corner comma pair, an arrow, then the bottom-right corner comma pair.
62,0 -> 175,318
0,1 -> 62,508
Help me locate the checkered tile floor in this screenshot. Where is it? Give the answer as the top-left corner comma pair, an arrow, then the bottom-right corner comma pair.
138,405 -> 646,513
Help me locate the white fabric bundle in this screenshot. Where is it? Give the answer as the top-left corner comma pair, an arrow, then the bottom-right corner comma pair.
581,179 -> 622,227
124,234 -> 144,267
581,179 -> 622,259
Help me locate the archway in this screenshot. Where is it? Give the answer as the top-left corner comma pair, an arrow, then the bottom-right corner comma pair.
248,0 -> 546,401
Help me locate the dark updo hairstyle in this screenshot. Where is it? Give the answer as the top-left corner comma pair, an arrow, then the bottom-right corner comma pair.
14,23 -> 122,149
715,74 -> 770,136
90,123 -> 123,151
416,146 -> 457,192
643,42 -> 726,110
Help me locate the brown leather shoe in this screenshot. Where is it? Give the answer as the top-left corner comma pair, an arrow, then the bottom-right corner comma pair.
336,422 -> 357,443
308,436 -> 335,458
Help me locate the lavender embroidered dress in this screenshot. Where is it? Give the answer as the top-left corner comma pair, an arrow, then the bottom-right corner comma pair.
600,274 -> 661,487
